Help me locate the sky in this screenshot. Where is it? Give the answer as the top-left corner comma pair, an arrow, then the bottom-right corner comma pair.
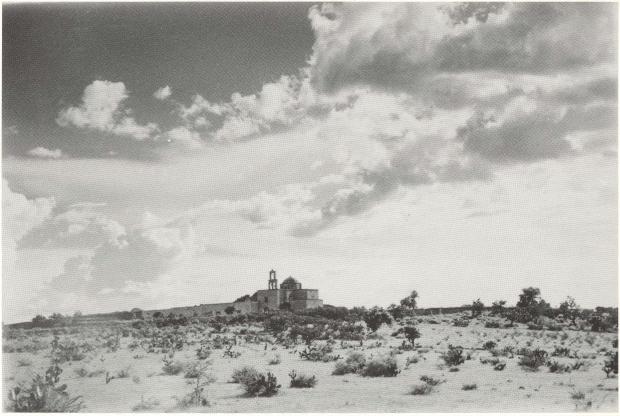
2,2 -> 618,323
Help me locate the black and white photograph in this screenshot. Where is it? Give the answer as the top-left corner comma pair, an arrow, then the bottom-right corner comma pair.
2,1 -> 618,412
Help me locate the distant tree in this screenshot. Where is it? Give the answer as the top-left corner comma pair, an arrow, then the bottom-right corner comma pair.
559,297 -> 580,326
225,306 -> 236,315
49,313 -> 64,321
73,311 -> 83,318
491,300 -> 506,316
387,304 -> 405,320
400,290 -> 419,312
235,294 -> 252,303
152,311 -> 163,319
130,308 -> 144,320
363,307 -> 393,332
32,314 -> 47,324
471,299 -> 484,318
517,287 -> 541,309
403,326 -> 421,348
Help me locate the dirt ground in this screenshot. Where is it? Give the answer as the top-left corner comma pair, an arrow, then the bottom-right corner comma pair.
3,317 -> 618,412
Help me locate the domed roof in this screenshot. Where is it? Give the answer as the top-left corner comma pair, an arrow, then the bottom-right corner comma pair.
282,276 -> 299,284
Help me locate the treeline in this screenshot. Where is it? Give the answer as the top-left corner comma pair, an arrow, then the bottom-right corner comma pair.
17,287 -> 618,333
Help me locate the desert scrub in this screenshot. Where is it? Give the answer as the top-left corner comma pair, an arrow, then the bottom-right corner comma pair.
288,370 -> 317,388
132,395 -> 160,411
332,352 -> 367,375
16,358 -> 32,367
268,353 -> 281,365
162,352 -> 184,375
547,360 -> 572,373
441,345 -> 465,367
175,364 -> 215,408
299,343 -> 340,362
6,364 -> 83,412
360,355 -> 400,377
410,375 -> 443,395
462,383 -> 478,391
603,351 -> 618,377
231,366 -> 260,384
239,371 -> 281,397
518,348 -> 548,371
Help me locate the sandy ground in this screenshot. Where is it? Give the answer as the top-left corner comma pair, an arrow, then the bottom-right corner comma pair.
3,318 -> 618,412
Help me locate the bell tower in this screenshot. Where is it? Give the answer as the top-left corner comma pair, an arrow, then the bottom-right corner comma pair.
268,269 -> 278,290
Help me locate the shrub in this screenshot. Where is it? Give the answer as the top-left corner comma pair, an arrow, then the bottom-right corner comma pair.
462,383 -> 477,391
240,372 -> 281,397
162,353 -> 184,375
410,374 -> 443,395
518,348 -> 547,371
419,375 -> 443,386
551,347 -> 572,357
196,345 -> 211,360
410,383 -> 433,395
452,318 -> 469,327
288,370 -> 317,388
483,341 -> 497,350
490,300 -> 506,316
493,361 -> 506,371
363,307 -> 392,332
402,326 -> 421,348
332,352 -> 367,375
547,360 -> 572,373
360,355 -> 400,377
471,299 -> 484,318
299,344 -> 340,362
603,351 -> 618,377
231,366 -> 260,384
7,365 -> 83,412
441,345 -> 465,367
268,354 -> 281,365
175,365 -> 215,408
132,396 -> 160,411
485,321 -> 501,328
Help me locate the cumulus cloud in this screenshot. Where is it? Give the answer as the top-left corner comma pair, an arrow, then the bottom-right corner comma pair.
49,211 -> 195,296
307,3 -> 616,94
57,80 -> 159,140
2,179 -> 55,271
19,203 -> 127,249
153,85 -> 172,100
27,147 -> 64,159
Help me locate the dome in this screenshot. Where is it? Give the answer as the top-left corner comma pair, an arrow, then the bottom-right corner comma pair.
280,276 -> 301,289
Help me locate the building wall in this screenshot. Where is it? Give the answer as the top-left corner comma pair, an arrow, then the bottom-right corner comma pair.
254,289 -> 281,312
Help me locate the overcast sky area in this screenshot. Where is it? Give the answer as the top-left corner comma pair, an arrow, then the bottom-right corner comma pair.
2,2 -> 617,323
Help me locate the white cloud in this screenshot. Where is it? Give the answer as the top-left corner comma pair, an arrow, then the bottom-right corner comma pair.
2,179 -> 55,273
27,147 -> 64,159
153,85 -> 172,100
57,80 -> 159,141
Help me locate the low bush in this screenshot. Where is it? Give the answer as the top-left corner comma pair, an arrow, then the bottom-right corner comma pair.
410,383 -> 433,395
484,321 -> 501,328
441,345 -> 465,367
462,383 -> 477,391
518,348 -> 548,371
299,344 -> 340,362
482,341 -> 497,350
419,375 -> 443,386
360,355 -> 400,377
332,352 -> 367,375
452,319 -> 469,327
231,366 -> 260,384
603,351 -> 618,377
288,370 -> 317,388
240,372 -> 281,397
268,354 -> 281,365
162,353 -> 184,376
6,364 -> 83,412
547,360 -> 572,373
